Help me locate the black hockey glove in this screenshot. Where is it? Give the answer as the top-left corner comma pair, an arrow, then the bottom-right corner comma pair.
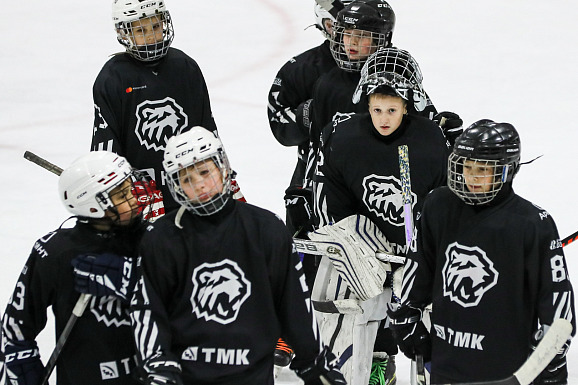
143,354 -> 184,385
433,111 -> 463,147
292,346 -> 346,385
531,325 -> 570,384
5,340 -> 45,385
295,98 -> 313,134
284,186 -> 314,236
71,253 -> 136,301
386,303 -> 431,362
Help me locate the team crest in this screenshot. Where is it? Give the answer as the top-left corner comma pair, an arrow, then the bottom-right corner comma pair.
191,260 -> 251,325
362,174 -> 416,226
134,97 -> 188,152
90,296 -> 131,327
442,242 -> 498,308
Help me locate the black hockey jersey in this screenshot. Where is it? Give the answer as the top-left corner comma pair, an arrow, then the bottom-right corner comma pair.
131,200 -> 323,385
314,113 -> 450,256
267,40 -> 336,187
92,48 -> 217,213
403,187 -> 576,382
2,221 -> 144,385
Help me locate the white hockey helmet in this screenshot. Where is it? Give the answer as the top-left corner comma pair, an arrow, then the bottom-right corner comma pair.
59,151 -> 137,219
163,127 -> 232,216
314,1 -> 354,39
112,0 -> 174,61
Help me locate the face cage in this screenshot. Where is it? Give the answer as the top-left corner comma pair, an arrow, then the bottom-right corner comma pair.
116,11 -> 174,62
167,157 -> 232,216
447,154 -> 509,205
95,170 -> 154,224
330,26 -> 387,72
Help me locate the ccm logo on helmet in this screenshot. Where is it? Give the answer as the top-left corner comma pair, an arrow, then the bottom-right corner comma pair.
175,149 -> 196,158
456,145 -> 474,151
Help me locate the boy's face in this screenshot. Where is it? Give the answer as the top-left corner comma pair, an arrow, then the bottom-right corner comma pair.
342,29 -> 376,60
178,159 -> 224,203
368,93 -> 407,136
105,178 -> 140,225
463,159 -> 496,193
129,15 -> 164,46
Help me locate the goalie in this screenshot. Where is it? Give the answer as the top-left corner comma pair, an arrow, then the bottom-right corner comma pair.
309,47 -> 451,385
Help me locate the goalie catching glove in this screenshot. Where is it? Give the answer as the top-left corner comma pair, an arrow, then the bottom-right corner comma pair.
71,253 -> 136,301
308,214 -> 396,301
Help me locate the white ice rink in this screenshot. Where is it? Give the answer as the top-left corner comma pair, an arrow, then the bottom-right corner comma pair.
1,0 -> 576,383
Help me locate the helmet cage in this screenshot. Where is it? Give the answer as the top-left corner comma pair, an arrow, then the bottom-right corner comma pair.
330,26 -> 387,72
353,48 -> 426,109
448,154 -> 512,205
163,128 -> 232,216
114,8 -> 174,62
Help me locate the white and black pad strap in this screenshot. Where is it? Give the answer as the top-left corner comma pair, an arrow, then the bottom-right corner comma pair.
308,214 -> 394,301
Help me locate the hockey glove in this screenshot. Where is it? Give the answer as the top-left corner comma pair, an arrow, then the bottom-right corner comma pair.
387,303 -> 431,362
433,111 -> 463,147
292,346 -> 346,385
531,325 -> 570,384
143,354 -> 184,385
5,340 -> 44,385
71,253 -> 136,301
284,186 -> 314,236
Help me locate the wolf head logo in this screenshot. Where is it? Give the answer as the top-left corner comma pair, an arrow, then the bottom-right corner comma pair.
191,260 -> 251,325
442,242 -> 498,308
362,174 -> 416,226
135,97 -> 188,152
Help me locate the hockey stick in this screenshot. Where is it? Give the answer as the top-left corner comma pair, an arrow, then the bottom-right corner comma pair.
561,230 -> 578,247
41,293 -> 91,385
23,151 -> 92,385
437,318 -> 572,385
314,0 -> 345,18
23,151 -> 63,176
398,144 -> 419,385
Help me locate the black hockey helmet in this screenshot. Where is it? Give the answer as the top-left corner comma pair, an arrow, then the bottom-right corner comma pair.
330,0 -> 396,72
448,119 -> 521,205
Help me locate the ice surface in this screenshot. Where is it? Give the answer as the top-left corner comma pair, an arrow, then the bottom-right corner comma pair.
1,1 -> 576,384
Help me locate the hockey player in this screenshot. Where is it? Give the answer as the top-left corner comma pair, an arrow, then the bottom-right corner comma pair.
266,1 -> 352,370
91,0 -> 219,217
309,47 -> 450,385
2,151 -> 153,385
387,120 -> 576,383
129,127 -> 345,385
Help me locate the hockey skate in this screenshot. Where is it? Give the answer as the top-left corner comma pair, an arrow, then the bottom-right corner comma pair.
369,353 -> 396,385
274,338 -> 294,367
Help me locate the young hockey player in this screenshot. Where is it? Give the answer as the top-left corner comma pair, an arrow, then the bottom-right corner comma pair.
266,1 -> 352,369
130,127 -> 346,385
2,151 -> 153,385
308,47 -> 450,385
91,0 -> 219,216
387,120 -> 576,383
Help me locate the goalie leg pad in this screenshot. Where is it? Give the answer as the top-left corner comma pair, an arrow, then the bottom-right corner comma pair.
308,215 -> 394,301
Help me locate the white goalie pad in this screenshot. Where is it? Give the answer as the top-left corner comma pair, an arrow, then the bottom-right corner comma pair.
312,254 -> 391,385
308,214 -> 394,301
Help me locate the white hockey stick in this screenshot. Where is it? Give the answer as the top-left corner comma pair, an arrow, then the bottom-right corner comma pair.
437,318 -> 573,385
23,151 -> 93,385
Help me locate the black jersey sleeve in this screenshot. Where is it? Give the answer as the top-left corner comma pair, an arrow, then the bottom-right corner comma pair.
3,232 -> 61,344
92,63 -> 123,154
535,214 -> 576,333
